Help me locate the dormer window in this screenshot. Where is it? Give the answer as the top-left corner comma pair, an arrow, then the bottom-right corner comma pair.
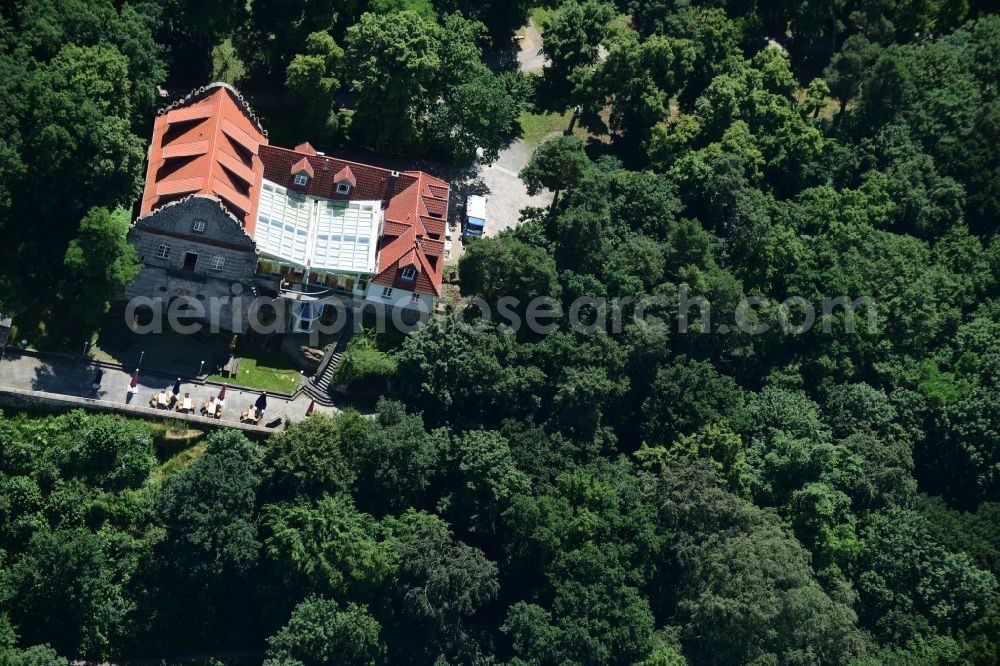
291,156 -> 314,186
333,165 -> 356,196
401,266 -> 416,281
192,219 -> 206,233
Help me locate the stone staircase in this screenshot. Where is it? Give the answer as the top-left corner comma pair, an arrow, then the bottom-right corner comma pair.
302,310 -> 356,406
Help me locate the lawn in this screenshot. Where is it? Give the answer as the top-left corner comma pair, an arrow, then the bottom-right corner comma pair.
524,6 -> 558,35
207,344 -> 302,393
518,109 -> 594,149
157,441 -> 207,481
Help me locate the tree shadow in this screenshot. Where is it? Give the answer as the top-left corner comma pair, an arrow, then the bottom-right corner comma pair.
95,303 -> 230,379
532,70 -> 576,115
30,359 -> 91,395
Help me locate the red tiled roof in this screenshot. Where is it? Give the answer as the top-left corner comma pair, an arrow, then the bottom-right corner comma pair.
372,171 -> 450,296
140,84 -> 267,234
259,145 -> 416,202
259,145 -> 450,297
383,220 -> 410,236
398,248 -> 419,268
291,157 -> 314,178
334,165 -> 356,186
139,85 -> 450,299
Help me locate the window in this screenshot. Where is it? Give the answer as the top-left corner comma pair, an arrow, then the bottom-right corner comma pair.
210,256 -> 225,271
381,287 -> 393,298
156,244 -> 170,259
336,182 -> 351,195
410,292 -> 420,303
401,266 -> 416,281
192,219 -> 206,233
293,173 -> 308,186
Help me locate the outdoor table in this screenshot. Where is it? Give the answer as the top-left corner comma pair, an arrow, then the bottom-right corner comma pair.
158,391 -> 169,408
181,397 -> 192,412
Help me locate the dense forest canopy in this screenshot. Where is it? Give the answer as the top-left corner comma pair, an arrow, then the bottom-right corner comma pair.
1,0 -> 999,664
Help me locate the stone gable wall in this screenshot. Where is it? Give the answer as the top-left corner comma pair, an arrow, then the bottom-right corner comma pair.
130,195 -> 257,283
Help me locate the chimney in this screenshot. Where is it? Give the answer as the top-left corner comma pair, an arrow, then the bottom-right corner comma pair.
387,171 -> 399,191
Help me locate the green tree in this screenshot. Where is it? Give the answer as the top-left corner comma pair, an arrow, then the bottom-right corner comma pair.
331,335 -> 397,389
345,11 -> 441,151
0,642 -> 70,666
842,431 -> 917,512
152,430 -> 261,644
370,0 -> 437,23
541,0 -> 617,78
852,510 -> 999,642
263,413 -> 368,501
387,513 -> 499,663
62,208 -> 139,334
264,596 -> 384,666
824,34 -> 881,112
642,357 -> 745,446
439,430 -> 529,537
823,382 -> 900,439
635,422 -> 749,496
425,70 -> 529,164
459,235 -> 561,311
3,529 -> 129,659
801,77 -> 830,117
63,414 -> 154,491
210,37 -> 247,85
520,134 -> 591,196
354,400 -> 446,516
285,31 -> 344,140
156,429 -> 261,580
262,494 -> 394,599
642,460 -> 872,665
503,543 -> 657,665
394,317 -> 546,427
578,30 -> 682,143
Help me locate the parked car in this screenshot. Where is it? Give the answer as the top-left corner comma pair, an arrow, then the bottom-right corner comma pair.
463,195 -> 487,238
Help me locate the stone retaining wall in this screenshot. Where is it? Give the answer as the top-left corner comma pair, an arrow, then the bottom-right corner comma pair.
0,386 -> 277,438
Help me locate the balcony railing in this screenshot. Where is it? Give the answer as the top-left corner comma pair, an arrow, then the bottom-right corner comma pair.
279,280 -> 362,305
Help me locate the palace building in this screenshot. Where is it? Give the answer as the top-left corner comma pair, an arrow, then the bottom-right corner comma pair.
126,83 -> 449,332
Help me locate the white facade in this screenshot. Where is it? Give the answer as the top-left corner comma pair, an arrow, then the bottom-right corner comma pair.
255,180 -> 381,279
364,282 -> 436,313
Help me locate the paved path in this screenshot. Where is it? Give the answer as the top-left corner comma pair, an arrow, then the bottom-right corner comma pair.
480,137 -> 553,238
445,16 -> 554,260
517,19 -> 546,73
0,351 -> 337,426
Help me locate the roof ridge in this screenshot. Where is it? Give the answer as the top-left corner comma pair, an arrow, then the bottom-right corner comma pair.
136,193 -> 246,228
159,83 -> 268,138
262,144 -> 443,184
